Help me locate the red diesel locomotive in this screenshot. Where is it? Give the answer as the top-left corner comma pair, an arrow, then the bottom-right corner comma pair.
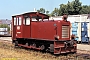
12,12 -> 77,54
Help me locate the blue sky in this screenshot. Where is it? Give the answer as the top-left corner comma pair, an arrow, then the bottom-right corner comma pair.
0,0 -> 90,19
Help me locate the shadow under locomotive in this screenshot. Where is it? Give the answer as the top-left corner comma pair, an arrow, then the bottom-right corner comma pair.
13,38 -> 77,54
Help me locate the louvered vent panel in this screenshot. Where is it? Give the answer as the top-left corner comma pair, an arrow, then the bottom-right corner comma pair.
62,26 -> 69,38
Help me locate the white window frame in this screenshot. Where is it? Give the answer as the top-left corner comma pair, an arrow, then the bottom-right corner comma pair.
14,17 -> 16,25
17,18 -> 19,25
23,18 -> 25,25
19,17 -> 22,25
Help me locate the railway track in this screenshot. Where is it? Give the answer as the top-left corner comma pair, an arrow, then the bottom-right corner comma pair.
0,38 -> 90,60
0,35 -> 11,37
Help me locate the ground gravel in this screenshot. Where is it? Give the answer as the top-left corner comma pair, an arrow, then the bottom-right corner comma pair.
0,40 -> 90,60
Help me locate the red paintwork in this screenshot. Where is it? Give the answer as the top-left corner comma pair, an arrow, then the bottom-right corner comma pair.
12,17 -> 16,40
54,41 -> 77,54
31,21 -> 70,41
22,25 -> 31,38
12,12 -> 77,54
31,21 -> 57,40
18,44 -> 41,50
12,12 -> 70,41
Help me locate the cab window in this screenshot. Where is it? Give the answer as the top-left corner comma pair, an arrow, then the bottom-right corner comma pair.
23,17 -> 30,25
31,16 -> 42,21
14,17 -> 16,25
17,17 -> 22,26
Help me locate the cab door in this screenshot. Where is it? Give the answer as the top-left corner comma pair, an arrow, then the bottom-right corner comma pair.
22,16 -> 31,38
16,17 -> 22,38
12,17 -> 17,40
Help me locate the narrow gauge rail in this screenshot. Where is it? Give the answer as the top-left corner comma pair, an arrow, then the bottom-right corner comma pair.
0,35 -> 11,37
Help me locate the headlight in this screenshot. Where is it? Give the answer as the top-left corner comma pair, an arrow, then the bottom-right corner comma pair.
54,35 -> 59,40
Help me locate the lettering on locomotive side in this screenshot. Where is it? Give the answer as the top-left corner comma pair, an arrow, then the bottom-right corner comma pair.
17,32 -> 21,34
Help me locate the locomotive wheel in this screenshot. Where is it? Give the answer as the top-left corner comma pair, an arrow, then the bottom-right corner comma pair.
14,40 -> 18,47
50,44 -> 54,52
40,45 -> 45,50
33,43 -> 36,47
25,43 -> 29,46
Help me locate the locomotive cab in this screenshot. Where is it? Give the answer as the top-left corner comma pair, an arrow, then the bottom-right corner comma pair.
12,12 -> 49,39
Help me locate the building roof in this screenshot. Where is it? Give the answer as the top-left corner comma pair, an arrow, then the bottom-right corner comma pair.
0,19 -> 11,25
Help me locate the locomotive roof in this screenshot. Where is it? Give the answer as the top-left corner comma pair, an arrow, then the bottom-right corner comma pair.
12,12 -> 49,19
